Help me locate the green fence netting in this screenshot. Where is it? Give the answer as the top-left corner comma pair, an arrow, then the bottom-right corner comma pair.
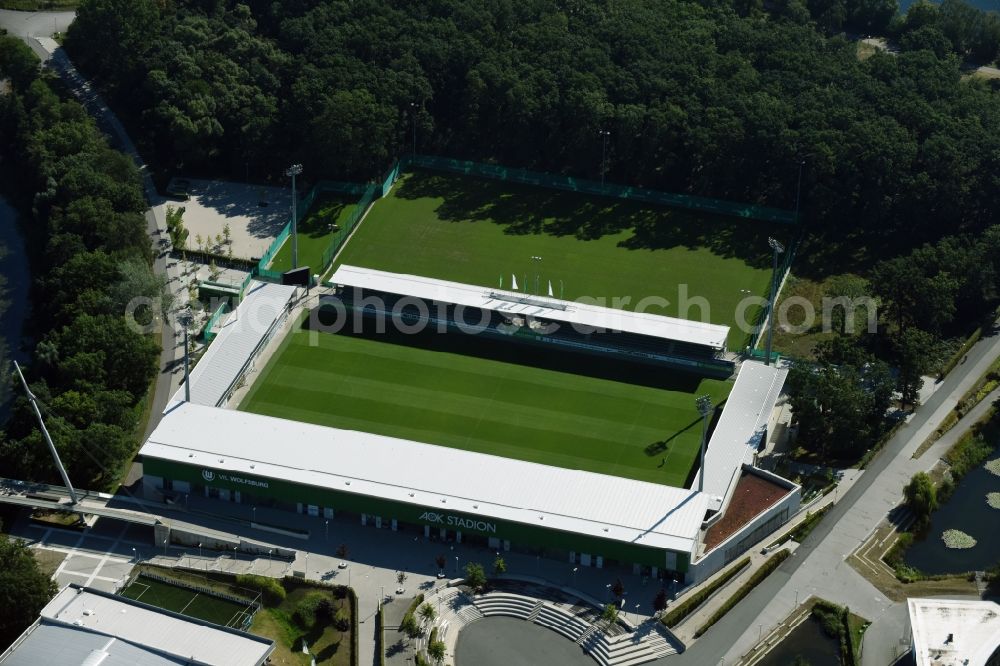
318,182 -> 379,274
402,155 -> 798,224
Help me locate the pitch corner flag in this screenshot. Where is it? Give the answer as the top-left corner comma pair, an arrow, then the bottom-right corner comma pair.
512,274 -> 519,290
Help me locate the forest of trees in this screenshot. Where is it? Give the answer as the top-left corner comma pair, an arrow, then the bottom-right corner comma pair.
0,35 -> 163,490
62,0 -> 1000,265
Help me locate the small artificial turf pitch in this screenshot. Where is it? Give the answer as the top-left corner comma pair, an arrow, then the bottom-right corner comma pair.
121,576 -> 252,628
269,192 -> 358,273
240,317 -> 732,487
334,170 -> 785,350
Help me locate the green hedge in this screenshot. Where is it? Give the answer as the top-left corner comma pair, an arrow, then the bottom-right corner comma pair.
401,593 -> 425,638
376,606 -> 385,666
660,558 -> 750,628
789,505 -> 830,542
938,326 -> 983,379
234,574 -> 286,607
693,549 -> 790,638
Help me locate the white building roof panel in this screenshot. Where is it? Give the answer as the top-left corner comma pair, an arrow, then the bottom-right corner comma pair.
19,585 -> 274,666
691,361 -> 787,509
908,598 -> 1000,666
174,281 -> 297,407
141,403 -> 710,554
329,265 -> 729,349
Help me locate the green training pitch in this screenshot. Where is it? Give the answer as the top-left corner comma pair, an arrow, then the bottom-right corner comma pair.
121,576 -> 252,628
334,170 -> 783,350
269,193 -> 358,273
240,318 -> 732,487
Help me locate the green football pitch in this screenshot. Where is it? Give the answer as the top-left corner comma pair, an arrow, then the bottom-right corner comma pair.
334,170 -> 785,350
240,317 -> 732,487
269,193 -> 358,273
121,576 -> 253,628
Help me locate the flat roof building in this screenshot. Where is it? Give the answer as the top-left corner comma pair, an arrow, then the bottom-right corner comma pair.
0,584 -> 274,666
907,598 -> 1000,666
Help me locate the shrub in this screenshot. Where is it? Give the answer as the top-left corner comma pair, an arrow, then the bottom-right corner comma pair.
660,558 -> 750,628
789,506 -> 830,542
334,606 -> 350,631
694,550 -> 790,638
235,574 -> 286,606
293,591 -> 327,629
401,594 -> 425,638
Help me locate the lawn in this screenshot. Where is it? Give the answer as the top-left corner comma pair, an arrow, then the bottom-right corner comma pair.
334,170 -> 783,350
240,314 -> 732,487
269,193 -> 358,274
121,575 -> 253,628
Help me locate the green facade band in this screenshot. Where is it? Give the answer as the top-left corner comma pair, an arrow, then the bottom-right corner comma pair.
144,457 -> 689,572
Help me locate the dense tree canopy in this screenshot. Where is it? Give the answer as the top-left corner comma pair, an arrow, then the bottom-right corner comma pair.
63,0 -> 1000,264
0,528 -> 57,647
0,36 -> 162,490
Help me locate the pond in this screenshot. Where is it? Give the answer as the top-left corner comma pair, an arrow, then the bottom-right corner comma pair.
0,196 -> 31,421
905,453 -> 1000,575
758,615 -> 840,666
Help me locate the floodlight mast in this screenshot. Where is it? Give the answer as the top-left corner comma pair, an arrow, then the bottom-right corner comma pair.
179,308 -> 193,402
764,237 -> 785,366
13,361 -> 79,505
286,164 -> 304,270
696,395 -> 713,493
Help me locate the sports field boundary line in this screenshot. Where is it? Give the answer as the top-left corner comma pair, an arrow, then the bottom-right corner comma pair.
178,591 -> 201,616
320,194 -> 381,282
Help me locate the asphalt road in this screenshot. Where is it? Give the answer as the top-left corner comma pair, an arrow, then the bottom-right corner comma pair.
0,8 -> 73,38
672,321 -> 1000,665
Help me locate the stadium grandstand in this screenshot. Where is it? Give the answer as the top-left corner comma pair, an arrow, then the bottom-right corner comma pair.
324,265 -> 735,377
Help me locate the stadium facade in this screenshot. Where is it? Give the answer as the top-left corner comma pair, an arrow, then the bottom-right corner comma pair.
140,273 -> 799,584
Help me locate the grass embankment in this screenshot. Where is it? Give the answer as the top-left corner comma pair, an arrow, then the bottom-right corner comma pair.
336,170 -> 779,350
241,317 -> 731,486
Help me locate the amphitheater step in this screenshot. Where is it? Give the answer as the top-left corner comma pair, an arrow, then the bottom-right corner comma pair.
526,600 -> 544,622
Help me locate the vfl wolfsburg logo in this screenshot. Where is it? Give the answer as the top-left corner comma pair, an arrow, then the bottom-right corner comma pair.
202,469 -> 215,482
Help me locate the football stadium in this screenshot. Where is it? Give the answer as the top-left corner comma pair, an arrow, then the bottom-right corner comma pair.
140,168 -> 801,584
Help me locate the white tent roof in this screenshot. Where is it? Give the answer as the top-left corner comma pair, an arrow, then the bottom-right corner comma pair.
174,281 -> 297,407
141,402 -> 710,555
329,265 -> 730,349
690,361 -> 787,510
908,598 -> 1000,666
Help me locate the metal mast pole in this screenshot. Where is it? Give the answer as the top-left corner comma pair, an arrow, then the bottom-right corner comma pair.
13,361 -> 79,505
696,395 -> 712,494
764,238 -> 785,366
180,309 -> 192,401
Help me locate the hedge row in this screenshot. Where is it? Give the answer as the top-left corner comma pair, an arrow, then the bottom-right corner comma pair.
234,574 -> 286,607
401,593 -> 425,638
693,549 -> 791,638
789,505 -> 830,542
660,557 -> 750,628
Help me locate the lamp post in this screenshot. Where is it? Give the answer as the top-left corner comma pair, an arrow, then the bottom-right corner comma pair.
572,566 -> 578,588
598,130 -> 611,186
696,395 -> 713,493
285,163 -> 303,269
251,506 -> 256,523
531,255 -> 542,295
163,538 -> 167,556
764,237 -> 785,366
454,556 -> 459,574
325,519 -> 329,541
132,547 -> 137,562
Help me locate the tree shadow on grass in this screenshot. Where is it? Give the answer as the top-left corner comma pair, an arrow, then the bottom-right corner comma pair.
394,170 -> 785,268
299,194 -> 351,239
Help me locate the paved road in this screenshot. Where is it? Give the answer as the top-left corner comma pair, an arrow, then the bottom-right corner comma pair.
672,323 -> 1000,666
0,8 -> 72,38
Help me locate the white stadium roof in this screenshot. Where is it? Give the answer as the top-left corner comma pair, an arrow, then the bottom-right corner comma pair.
174,281 -> 297,407
141,402 -> 711,555
0,584 -> 273,666
329,265 -> 730,349
908,598 -> 1000,666
691,361 -> 788,510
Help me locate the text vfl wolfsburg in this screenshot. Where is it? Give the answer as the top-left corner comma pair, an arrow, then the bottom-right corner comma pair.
419,511 -> 496,534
